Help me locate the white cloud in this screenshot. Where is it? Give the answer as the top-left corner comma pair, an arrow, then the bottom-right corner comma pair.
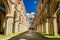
27,13 -> 30,15
27,12 -> 35,15
30,12 -> 35,15
34,1 -> 37,4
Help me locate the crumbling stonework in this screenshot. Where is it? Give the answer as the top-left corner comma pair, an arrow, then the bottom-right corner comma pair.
0,0 -> 29,35
32,0 -> 60,36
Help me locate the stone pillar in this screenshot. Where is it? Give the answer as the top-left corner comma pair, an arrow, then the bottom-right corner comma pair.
36,25 -> 38,31
42,24 -> 43,33
13,11 -> 20,33
14,21 -> 19,33
43,22 -> 46,33
35,26 -> 37,31
18,15 -> 21,32
48,19 -> 54,35
18,22 -> 20,32
19,24 -> 22,32
37,25 -> 40,32
46,19 -> 49,34
21,23 -> 23,31
18,23 -> 21,32
53,18 -> 58,36
53,10 -> 58,36
19,16 -> 23,32
37,24 -> 42,33
4,18 -> 13,35
13,15 -> 19,33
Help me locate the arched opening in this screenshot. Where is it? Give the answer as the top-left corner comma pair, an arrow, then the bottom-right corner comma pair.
0,0 -> 6,34
49,2 -> 60,35
57,2 -> 60,34
53,2 -> 60,35
0,0 -> 9,34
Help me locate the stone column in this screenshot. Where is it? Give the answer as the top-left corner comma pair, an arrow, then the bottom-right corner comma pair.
43,22 -> 46,33
46,19 -> 49,34
4,18 -> 13,35
36,25 -> 38,32
13,21 -> 19,33
13,11 -> 20,33
35,26 -> 37,31
13,14 -> 19,33
19,24 -> 22,32
18,23 -> 21,32
48,18 -> 55,35
53,18 -> 58,36
39,24 -> 42,33
21,24 -> 23,32
18,15 -> 21,32
42,24 -> 43,33
18,22 -> 20,32
53,10 -> 58,36
48,19 -> 54,35
19,16 -> 23,32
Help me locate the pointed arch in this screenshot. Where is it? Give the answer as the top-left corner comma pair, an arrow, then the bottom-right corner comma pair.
2,0 -> 10,14
0,0 -> 10,34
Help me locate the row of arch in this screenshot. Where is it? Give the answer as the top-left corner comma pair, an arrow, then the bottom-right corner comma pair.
0,0 -> 10,34
32,0 -> 60,36
0,0 -> 29,35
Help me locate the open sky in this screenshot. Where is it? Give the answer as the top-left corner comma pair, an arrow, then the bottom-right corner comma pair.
23,0 -> 39,15
0,0 -> 39,21
0,0 -> 39,15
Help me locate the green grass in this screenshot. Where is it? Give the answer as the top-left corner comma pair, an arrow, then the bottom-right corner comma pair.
44,35 -> 60,38
0,31 -> 26,40
43,33 -> 60,38
36,32 -> 60,38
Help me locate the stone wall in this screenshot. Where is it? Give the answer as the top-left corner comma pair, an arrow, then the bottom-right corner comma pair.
0,0 -> 29,35
32,0 -> 60,36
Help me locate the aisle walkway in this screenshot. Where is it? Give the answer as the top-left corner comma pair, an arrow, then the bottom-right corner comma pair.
9,30 -> 60,40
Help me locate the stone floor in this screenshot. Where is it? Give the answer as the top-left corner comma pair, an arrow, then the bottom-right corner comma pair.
8,30 -> 60,40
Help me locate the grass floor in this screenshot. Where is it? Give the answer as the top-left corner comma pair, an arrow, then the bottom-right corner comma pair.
44,35 -> 60,38
41,33 -> 60,38
36,31 -> 60,38
0,31 -> 26,40
43,33 -> 60,38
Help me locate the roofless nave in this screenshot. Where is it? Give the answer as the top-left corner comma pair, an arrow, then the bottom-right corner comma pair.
0,0 -> 60,40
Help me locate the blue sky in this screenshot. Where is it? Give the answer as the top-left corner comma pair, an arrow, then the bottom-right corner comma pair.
0,0 -> 39,21
23,0 -> 39,21
0,0 -> 39,14
23,0 -> 39,14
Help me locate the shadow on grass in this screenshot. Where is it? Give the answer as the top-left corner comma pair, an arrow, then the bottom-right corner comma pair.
36,32 -> 60,40
8,31 -> 27,40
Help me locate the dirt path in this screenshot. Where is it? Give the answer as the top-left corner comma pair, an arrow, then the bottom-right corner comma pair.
8,30 -> 60,40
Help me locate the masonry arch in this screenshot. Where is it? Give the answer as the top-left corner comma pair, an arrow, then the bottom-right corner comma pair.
3,0 -> 10,14
56,2 -> 60,34
50,1 -> 60,35
0,0 -> 10,34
